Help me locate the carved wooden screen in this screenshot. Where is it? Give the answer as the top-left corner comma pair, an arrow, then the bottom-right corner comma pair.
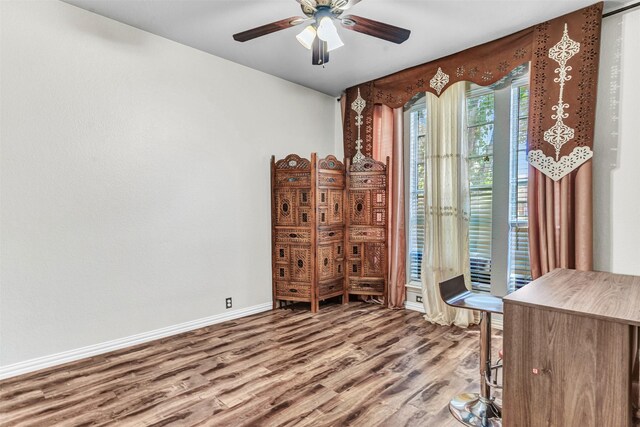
345,156 -> 389,301
271,154 -> 315,310
271,154 -> 346,313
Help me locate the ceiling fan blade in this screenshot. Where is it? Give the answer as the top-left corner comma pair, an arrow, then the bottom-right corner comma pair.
233,17 -> 308,42
340,14 -> 410,44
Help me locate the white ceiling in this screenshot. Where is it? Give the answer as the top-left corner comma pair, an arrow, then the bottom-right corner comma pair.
62,0 -> 615,96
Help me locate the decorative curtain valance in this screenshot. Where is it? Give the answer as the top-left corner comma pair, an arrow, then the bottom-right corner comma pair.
343,2 -> 603,181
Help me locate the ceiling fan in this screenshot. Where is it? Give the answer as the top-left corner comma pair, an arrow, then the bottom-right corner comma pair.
232,0 -> 411,65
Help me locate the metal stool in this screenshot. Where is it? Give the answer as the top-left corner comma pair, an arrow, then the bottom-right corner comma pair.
439,275 -> 503,427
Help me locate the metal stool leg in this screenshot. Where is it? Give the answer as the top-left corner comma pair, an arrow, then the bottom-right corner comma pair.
448,311 -> 502,427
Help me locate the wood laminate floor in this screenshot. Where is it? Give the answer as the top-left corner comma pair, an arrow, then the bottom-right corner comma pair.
0,302 -> 502,426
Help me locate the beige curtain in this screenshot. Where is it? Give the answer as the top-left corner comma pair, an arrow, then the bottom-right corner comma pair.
421,82 -> 477,327
372,105 -> 407,309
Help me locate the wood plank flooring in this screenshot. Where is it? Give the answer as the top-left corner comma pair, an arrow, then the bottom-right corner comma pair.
0,302 -> 501,426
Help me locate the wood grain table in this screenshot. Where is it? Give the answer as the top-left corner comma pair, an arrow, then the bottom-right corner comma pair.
503,268 -> 640,426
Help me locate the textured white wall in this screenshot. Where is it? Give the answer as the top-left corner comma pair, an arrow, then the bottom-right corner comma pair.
593,7 -> 640,276
0,0 -> 336,366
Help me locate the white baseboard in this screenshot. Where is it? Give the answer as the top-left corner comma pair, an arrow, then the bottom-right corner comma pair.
0,302 -> 272,380
405,283 -> 422,292
404,301 -> 503,330
404,300 -> 426,313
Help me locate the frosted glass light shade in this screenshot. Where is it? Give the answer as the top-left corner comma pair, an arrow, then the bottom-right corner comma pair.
316,17 -> 334,40
317,17 -> 344,52
296,26 -> 316,50
325,32 -> 344,52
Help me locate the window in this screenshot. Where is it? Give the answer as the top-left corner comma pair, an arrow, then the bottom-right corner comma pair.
508,83 -> 532,290
404,79 -> 531,293
466,76 -> 532,294
466,90 -> 495,291
407,104 -> 426,282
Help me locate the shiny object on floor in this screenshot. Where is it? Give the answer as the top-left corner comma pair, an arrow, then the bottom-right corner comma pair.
449,393 -> 502,427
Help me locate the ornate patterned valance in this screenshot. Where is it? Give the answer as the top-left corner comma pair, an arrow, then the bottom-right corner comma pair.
343,2 -> 603,181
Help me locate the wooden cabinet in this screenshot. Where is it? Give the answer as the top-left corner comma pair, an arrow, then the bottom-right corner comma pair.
345,156 -> 389,301
503,269 -> 640,426
270,154 -> 346,312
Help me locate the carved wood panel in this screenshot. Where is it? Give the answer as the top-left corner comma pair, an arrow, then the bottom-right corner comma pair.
363,242 -> 385,277
335,242 -> 344,279
318,190 -> 328,206
345,156 -> 388,300
348,278 -> 385,294
274,171 -> 310,188
349,191 -> 370,225
349,227 -> 385,242
276,265 -> 289,282
319,280 -> 343,298
318,172 -> 344,188
275,282 -> 311,299
274,244 -> 289,264
372,208 -> 386,227
290,245 -> 311,283
299,206 -> 311,226
351,260 -> 361,276
275,189 -> 297,226
318,207 -> 328,226
318,244 -> 334,282
299,190 -> 310,206
350,243 -> 361,259
329,190 -> 343,225
274,229 -> 310,244
349,174 -> 386,189
318,228 -> 343,243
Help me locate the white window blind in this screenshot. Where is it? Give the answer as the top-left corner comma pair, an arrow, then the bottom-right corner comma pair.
408,107 -> 426,282
466,91 -> 495,291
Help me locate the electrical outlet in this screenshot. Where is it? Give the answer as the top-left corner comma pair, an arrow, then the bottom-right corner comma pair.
225,297 -> 232,309
416,295 -> 423,303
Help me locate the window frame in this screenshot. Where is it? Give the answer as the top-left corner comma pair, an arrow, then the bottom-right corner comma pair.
466,76 -> 531,296
404,98 -> 427,288
403,75 -> 532,295
507,76 -> 532,292
466,85 -> 498,292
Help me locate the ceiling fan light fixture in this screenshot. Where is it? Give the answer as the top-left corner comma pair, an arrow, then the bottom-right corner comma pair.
232,0 -> 411,65
317,17 -> 344,51
296,25 -> 317,50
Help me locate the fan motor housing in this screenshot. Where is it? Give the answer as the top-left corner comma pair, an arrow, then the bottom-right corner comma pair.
301,1 -> 345,18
